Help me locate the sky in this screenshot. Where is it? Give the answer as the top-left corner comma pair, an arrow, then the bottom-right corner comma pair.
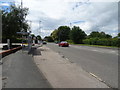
0,0 -> 119,38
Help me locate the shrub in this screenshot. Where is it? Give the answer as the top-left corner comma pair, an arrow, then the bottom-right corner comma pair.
83,38 -> 119,47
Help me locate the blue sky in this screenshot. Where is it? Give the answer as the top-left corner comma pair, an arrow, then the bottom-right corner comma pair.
1,0 -> 119,38
0,0 -> 15,10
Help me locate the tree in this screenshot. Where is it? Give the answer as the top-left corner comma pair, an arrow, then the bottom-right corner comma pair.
58,26 -> 70,41
2,5 -> 29,43
88,31 -> 101,38
105,34 -> 112,38
44,36 -> 54,42
100,32 -> 112,38
51,29 -> 59,41
70,26 -> 87,44
88,31 -> 112,39
36,35 -> 42,40
31,34 -> 35,39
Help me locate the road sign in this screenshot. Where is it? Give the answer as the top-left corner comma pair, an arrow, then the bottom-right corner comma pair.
17,32 -> 30,35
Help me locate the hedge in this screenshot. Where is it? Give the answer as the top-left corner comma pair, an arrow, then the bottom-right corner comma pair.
83,38 -> 120,47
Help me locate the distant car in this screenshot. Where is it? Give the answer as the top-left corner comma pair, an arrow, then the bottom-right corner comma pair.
55,41 -> 59,44
42,41 -> 47,44
32,43 -> 35,46
59,41 -> 69,47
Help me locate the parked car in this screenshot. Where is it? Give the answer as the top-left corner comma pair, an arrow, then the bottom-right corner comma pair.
59,41 -> 69,47
42,41 -> 47,44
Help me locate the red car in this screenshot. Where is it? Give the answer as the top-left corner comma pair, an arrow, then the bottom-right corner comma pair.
59,41 -> 69,47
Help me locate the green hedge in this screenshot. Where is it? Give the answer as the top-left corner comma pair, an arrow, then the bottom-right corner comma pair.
83,38 -> 120,47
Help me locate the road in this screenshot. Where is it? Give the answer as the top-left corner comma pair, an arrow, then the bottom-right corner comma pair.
2,48 -> 52,88
46,43 -> 118,88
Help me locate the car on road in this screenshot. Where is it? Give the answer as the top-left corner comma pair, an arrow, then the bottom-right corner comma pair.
42,41 -> 47,44
59,41 -> 69,47
54,41 -> 59,44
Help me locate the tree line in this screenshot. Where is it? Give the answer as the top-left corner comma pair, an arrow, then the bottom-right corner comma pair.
45,26 -> 120,47
1,4 -> 43,44
2,4 -> 29,43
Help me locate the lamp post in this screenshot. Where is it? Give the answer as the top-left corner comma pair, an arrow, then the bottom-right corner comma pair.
38,20 -> 42,44
27,20 -> 32,51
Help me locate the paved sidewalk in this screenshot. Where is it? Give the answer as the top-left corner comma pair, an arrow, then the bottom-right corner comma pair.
2,47 -> 52,88
34,46 -> 109,88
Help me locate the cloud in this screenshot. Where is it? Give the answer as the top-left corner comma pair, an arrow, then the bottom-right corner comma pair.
14,0 -> 118,38
1,3 -> 10,6
69,2 -> 118,36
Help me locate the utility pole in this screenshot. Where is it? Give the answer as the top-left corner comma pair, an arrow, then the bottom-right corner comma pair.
28,20 -> 32,51
70,23 -> 72,29
39,21 -> 41,35
38,21 -> 42,43
0,5 -> 2,43
21,0 -> 24,47
21,0 -> 23,30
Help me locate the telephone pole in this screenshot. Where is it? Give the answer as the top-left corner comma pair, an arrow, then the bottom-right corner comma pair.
39,21 -> 42,35
21,0 -> 24,47
38,21 -> 42,43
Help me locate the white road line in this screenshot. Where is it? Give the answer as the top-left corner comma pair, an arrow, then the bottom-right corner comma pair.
89,72 -> 103,82
89,72 -> 112,88
92,50 -> 105,53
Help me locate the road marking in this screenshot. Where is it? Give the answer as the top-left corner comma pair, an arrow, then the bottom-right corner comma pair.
92,50 -> 105,53
89,72 -> 103,82
65,58 -> 69,60
89,72 -> 112,88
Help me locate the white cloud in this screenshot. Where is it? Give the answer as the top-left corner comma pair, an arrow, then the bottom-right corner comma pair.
1,3 -> 10,6
64,0 -> 119,2
14,0 -> 118,38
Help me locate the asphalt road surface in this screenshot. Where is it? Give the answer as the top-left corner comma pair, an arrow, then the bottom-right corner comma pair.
46,43 -> 118,88
2,48 -> 52,88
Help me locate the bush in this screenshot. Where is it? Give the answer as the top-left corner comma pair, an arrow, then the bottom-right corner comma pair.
66,40 -> 74,44
83,38 -> 119,47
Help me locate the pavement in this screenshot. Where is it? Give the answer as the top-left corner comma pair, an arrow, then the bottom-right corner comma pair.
2,47 -> 52,88
34,45 -> 109,88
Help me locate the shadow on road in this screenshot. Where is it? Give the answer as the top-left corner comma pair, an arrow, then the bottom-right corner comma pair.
28,47 -> 41,56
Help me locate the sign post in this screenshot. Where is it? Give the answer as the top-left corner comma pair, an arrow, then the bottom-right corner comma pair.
17,32 -> 31,51
7,39 -> 10,49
